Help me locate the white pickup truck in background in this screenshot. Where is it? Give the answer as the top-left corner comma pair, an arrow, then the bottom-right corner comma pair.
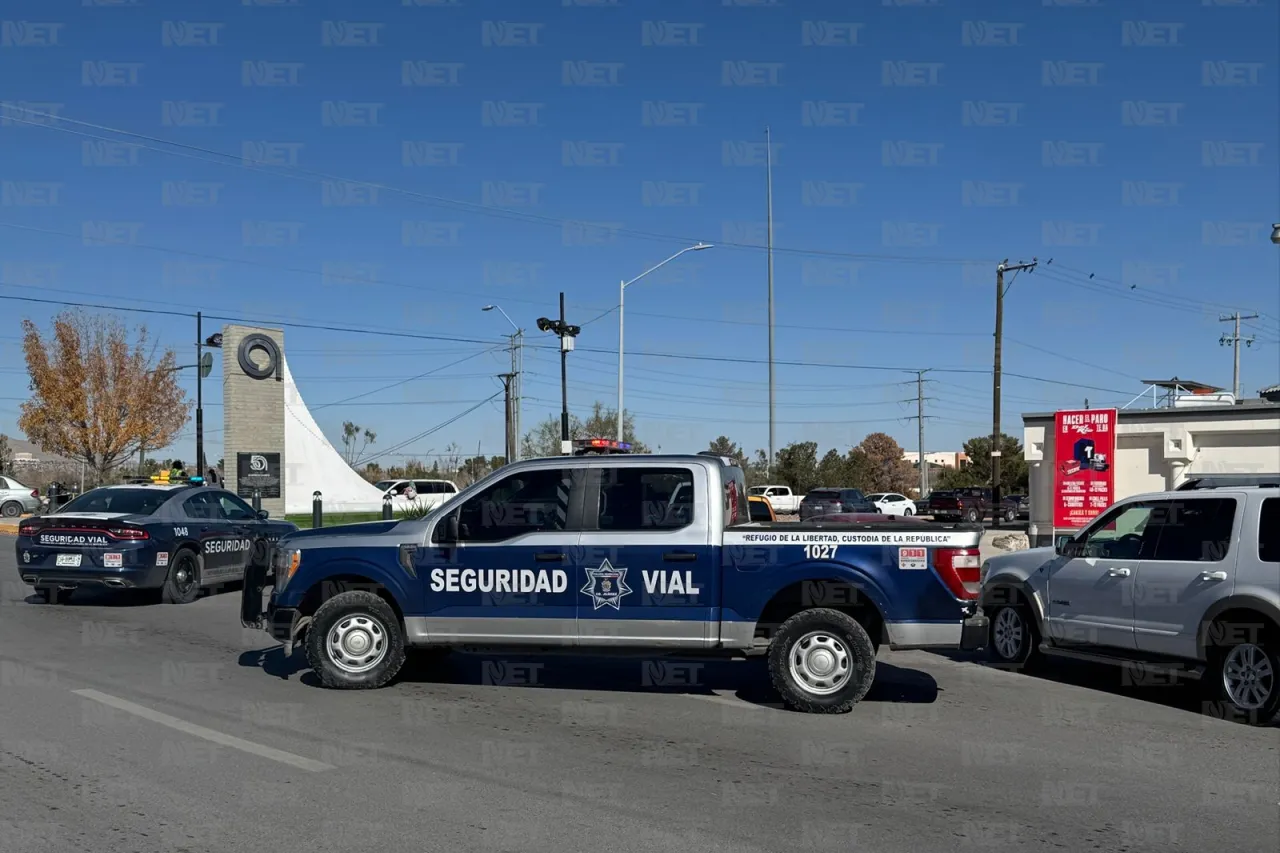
749,484 -> 800,514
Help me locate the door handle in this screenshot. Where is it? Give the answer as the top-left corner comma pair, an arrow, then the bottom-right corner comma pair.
1199,571 -> 1227,582
535,552 -> 565,563
663,551 -> 698,562
1106,567 -> 1131,578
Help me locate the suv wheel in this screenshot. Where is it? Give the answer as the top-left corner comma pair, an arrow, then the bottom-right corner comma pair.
768,608 -> 877,714
1003,507 -> 1016,523
1204,624 -> 1280,726
964,508 -> 980,523
306,591 -> 406,689
987,600 -> 1040,670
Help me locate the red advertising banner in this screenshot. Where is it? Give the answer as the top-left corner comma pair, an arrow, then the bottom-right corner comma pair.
1052,408 -> 1117,529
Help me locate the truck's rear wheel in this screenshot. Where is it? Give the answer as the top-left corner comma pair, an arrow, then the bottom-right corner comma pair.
768,608 -> 877,713
965,508 -> 980,523
305,591 -> 406,689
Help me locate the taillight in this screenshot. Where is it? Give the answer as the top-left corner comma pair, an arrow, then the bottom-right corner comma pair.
19,523 -> 37,537
934,548 -> 981,600
108,527 -> 149,540
30,489 -> 38,499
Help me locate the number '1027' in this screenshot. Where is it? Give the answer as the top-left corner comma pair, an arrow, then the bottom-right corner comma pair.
804,544 -> 838,560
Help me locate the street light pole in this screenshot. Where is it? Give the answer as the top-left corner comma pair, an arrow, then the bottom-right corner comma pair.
536,295 -> 580,456
482,304 -> 523,461
195,311 -> 204,478
991,258 -> 1037,529
617,243 -> 713,442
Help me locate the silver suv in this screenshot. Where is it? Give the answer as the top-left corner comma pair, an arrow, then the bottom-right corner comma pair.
0,474 -> 40,518
979,487 -> 1279,726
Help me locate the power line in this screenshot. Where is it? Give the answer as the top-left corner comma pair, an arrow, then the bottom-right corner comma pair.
0,105 -> 995,268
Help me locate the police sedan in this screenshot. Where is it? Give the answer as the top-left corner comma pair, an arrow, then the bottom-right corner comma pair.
15,482 -> 297,605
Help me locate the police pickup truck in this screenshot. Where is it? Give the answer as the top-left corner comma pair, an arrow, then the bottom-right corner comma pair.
242,454 -> 987,713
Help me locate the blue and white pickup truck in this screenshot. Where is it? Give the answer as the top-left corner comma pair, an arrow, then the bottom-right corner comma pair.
242,453 -> 987,713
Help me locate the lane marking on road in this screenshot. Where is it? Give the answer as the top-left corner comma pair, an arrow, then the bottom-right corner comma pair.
72,689 -> 334,772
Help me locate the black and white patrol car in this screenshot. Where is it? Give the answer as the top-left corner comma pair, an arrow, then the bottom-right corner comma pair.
15,482 -> 297,605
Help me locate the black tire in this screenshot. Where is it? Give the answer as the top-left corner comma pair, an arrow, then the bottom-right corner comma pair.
965,508 -> 980,523
161,549 -> 201,604
34,586 -> 73,605
768,608 -> 877,714
1003,507 -> 1016,523
1202,622 -> 1280,727
1,501 -> 21,518
987,601 -> 1041,670
305,590 -> 406,690
903,507 -> 913,516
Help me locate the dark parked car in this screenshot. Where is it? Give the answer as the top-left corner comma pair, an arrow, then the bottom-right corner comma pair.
15,482 -> 297,605
930,487 -> 1020,523
1004,494 -> 1030,519
799,488 -> 878,519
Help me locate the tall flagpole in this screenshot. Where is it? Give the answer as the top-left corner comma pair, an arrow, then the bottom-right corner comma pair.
766,126 -> 776,478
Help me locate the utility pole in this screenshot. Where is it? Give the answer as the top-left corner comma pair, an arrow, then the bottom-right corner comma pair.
916,370 -> 929,500
509,329 -> 522,460
536,293 -> 580,455
765,125 -> 776,478
498,373 -> 516,464
900,371 -> 932,501
1219,312 -> 1258,399
992,259 -> 1038,529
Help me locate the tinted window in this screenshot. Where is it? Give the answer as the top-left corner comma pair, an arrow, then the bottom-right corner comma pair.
217,492 -> 257,521
373,480 -> 395,491
723,466 -> 750,528
749,499 -> 773,522
841,490 -> 865,500
597,467 -> 695,531
1079,502 -> 1156,560
1260,498 -> 1279,563
1149,498 -> 1237,562
807,490 -> 840,500
59,488 -> 171,516
183,492 -> 226,520
455,468 -> 571,542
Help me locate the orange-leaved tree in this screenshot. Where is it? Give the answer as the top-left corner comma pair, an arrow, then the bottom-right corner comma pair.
19,311 -> 190,482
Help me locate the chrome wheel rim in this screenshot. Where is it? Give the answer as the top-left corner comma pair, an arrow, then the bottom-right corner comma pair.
327,613 -> 388,674
173,559 -> 196,596
788,631 -> 853,696
993,608 -> 1024,661
1223,643 -> 1274,711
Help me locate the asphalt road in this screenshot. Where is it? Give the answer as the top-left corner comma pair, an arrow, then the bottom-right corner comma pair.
1,544 -> 1276,853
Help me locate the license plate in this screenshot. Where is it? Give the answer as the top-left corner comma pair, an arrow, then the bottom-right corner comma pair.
56,554 -> 82,567
104,553 -> 122,568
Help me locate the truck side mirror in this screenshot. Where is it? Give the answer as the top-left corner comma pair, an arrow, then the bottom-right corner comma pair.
437,513 -> 460,544
1055,534 -> 1080,556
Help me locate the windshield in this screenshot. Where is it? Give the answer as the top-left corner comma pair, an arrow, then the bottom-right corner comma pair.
373,480 -> 397,491
58,488 -> 170,516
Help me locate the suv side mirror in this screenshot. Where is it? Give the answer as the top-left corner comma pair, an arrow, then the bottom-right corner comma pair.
256,509 -> 269,520
1055,534 -> 1081,556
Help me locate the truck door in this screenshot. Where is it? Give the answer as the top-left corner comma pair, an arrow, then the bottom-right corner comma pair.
576,463 -> 718,648
420,465 -> 584,645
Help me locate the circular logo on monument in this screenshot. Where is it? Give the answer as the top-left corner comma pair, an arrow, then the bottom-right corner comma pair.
249,454 -> 269,472
237,333 -> 281,381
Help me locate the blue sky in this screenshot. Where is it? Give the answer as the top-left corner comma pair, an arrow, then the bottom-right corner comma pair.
1,0 -> 1277,469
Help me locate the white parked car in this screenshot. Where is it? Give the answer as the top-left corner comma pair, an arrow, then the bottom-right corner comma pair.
0,474 -> 41,518
980,485 -> 1280,726
866,492 -> 916,516
373,479 -> 459,513
748,484 -> 800,514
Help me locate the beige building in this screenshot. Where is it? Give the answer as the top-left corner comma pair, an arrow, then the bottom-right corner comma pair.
902,450 -> 969,469
1022,394 -> 1280,546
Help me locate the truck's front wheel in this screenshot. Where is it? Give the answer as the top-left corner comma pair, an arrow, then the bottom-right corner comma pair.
305,591 -> 406,689
768,608 -> 877,713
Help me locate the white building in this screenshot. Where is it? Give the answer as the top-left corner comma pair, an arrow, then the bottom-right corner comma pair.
902,450 -> 969,469
1022,390 -> 1280,547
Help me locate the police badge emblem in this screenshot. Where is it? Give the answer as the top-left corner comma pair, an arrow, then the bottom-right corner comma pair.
580,559 -> 632,610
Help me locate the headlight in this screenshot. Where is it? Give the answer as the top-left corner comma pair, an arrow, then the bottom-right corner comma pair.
274,548 -> 301,590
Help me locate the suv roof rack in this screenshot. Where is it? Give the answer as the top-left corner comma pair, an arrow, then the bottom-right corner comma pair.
1176,475 -> 1280,490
